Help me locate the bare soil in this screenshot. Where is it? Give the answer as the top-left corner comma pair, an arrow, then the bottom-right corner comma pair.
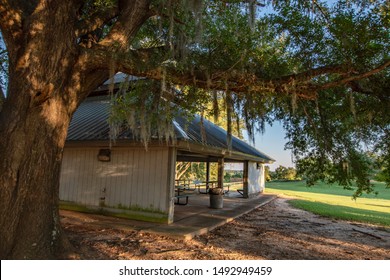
62,197 -> 390,260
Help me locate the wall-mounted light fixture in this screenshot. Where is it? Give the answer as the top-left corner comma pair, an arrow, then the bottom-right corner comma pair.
98,149 -> 111,162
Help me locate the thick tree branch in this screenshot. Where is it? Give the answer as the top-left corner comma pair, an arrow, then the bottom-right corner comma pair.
278,64 -> 346,84
98,0 -> 153,50
75,6 -> 119,38
87,43 -> 390,100
315,59 -> 390,91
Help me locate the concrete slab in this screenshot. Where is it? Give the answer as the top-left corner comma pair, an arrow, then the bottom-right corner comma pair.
61,193 -> 277,240
142,193 -> 277,239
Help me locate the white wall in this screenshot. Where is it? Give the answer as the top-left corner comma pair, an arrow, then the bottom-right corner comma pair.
247,162 -> 265,196
60,146 -> 175,222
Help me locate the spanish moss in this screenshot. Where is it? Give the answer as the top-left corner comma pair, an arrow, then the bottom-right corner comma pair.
225,90 -> 233,150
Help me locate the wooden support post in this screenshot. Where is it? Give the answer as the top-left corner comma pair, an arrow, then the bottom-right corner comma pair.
243,160 -> 249,198
206,160 -> 210,188
218,157 -> 224,189
167,147 -> 177,223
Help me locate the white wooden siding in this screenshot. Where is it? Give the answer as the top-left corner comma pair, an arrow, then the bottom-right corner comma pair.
247,162 -> 265,195
60,147 -> 172,213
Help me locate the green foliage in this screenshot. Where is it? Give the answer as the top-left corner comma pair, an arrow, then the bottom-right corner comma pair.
224,172 -> 231,182
274,1 -> 390,194
373,149 -> 390,184
285,79 -> 390,197
178,162 -> 207,181
231,171 -> 243,179
269,1 -> 389,197
264,165 -> 272,181
271,0 -> 390,67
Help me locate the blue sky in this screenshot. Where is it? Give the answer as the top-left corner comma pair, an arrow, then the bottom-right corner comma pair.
244,122 -> 294,171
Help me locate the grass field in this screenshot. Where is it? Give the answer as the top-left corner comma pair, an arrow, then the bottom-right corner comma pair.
265,181 -> 390,227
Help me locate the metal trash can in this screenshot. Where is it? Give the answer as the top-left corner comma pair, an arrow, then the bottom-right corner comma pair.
209,187 -> 224,209
209,194 -> 223,209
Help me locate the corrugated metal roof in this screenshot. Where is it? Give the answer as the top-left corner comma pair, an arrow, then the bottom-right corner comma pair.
67,96 -> 275,163
173,114 -> 274,162
67,97 -> 111,140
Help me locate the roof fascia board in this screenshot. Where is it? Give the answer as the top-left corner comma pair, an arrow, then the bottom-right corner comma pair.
65,140 -> 174,149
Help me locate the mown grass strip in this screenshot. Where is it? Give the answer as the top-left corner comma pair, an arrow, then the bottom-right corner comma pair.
265,181 -> 390,227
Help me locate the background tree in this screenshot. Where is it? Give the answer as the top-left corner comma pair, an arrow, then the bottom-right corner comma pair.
175,162 -> 191,180
0,0 -> 389,259
175,162 -> 207,181
274,165 -> 299,181
274,165 -> 288,180
264,165 -> 271,181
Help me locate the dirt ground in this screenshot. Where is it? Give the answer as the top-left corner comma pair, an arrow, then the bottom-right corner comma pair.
62,197 -> 390,260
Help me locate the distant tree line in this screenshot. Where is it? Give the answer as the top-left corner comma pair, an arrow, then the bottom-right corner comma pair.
265,151 -> 389,185
265,165 -> 301,181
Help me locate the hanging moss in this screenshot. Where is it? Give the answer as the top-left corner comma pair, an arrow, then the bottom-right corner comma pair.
109,79 -> 176,148
225,90 -> 233,150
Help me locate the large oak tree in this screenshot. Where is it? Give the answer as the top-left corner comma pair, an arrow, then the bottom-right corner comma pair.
0,0 -> 388,259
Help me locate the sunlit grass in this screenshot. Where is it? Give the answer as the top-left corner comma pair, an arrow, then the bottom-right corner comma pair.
265,181 -> 390,227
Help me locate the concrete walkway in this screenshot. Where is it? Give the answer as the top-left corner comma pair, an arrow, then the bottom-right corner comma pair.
61,193 -> 277,240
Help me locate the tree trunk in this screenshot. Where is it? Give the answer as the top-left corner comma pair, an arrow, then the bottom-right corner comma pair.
0,83 -> 75,259
0,0 -> 151,259
0,0 -> 83,258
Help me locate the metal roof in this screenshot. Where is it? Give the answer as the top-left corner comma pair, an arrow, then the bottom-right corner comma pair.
67,96 -> 275,163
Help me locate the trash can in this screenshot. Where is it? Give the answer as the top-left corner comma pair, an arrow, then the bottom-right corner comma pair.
209,187 -> 223,209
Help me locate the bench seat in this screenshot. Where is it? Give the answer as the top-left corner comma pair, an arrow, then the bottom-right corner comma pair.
174,194 -> 194,205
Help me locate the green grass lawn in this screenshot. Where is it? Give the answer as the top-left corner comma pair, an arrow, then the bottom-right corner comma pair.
265,181 -> 390,227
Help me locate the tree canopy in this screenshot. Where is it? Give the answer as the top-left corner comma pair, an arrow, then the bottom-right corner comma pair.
106,0 -> 389,196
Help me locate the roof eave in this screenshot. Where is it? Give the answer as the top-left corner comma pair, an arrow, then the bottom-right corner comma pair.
176,140 -> 275,163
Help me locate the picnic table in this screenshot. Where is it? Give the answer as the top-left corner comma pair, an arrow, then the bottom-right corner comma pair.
174,185 -> 193,205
